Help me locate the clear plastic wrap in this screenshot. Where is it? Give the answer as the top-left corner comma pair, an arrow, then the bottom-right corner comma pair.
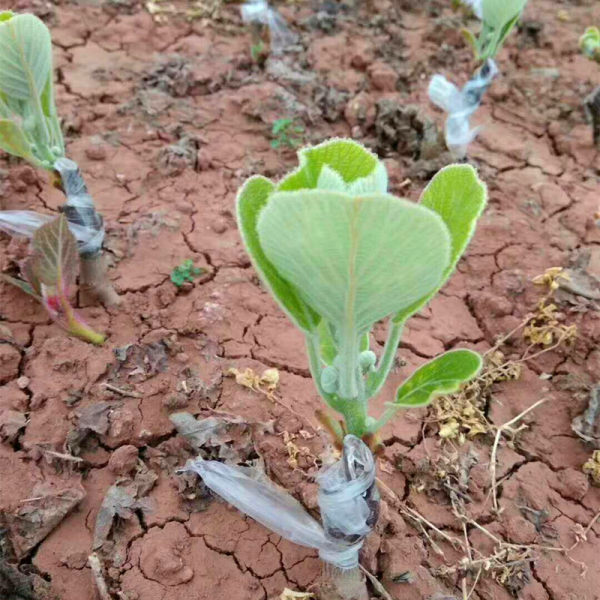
461,0 -> 483,19
428,59 -> 499,158
0,158 -> 105,256
54,158 -> 105,257
182,434 -> 378,569
0,210 -> 101,251
241,0 -> 298,55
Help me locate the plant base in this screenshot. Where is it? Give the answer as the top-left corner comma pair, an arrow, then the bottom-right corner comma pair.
79,253 -> 120,307
316,564 -> 368,600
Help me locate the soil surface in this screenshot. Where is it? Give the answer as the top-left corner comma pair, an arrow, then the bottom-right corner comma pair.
1,1 -> 600,599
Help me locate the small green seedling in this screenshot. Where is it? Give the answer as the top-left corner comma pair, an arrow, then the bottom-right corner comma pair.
1,215 -> 105,345
237,139 -> 487,446
250,40 -> 267,65
171,258 -> 203,287
0,11 -> 119,306
270,118 -> 304,150
462,0 -> 529,61
580,26 -> 600,62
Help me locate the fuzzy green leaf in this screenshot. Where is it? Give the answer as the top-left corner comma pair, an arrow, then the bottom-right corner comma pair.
482,0 -> 527,29
0,118 -> 37,162
393,349 -> 482,408
393,164 -> 486,324
236,175 -> 320,332
0,13 -> 52,101
257,190 -> 451,335
278,139 -> 387,193
0,273 -> 39,299
31,214 -> 78,290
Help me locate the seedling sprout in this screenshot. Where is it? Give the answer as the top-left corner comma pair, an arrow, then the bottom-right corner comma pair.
0,12 -> 119,306
1,215 -> 105,345
271,118 -> 305,150
171,258 -> 203,287
430,0 -> 529,157
237,139 -> 487,444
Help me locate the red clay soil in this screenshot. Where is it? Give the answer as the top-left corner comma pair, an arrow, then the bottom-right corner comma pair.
1,1 -> 600,599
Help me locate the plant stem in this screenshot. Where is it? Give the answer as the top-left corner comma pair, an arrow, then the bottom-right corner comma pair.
318,563 -> 368,600
79,253 -> 121,307
366,321 -> 403,398
584,85 -> 600,150
342,399 -> 368,438
58,291 -> 105,346
338,329 -> 359,399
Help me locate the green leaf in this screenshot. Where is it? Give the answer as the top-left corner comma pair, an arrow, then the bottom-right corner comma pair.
0,273 -> 39,299
393,349 -> 482,408
318,320 -> 337,365
482,0 -> 527,30
393,164 -> 486,324
0,14 -> 52,101
257,190 -> 451,335
236,175 -> 320,332
272,118 -> 292,135
278,139 -> 387,193
0,118 -> 38,163
31,214 -> 79,290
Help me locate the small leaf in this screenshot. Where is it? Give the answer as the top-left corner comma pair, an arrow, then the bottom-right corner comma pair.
236,175 -> 319,332
0,118 -> 38,163
481,0 -> 527,31
0,273 -> 39,299
318,320 -> 337,364
278,139 -> 385,192
393,164 -> 486,324
393,349 -> 482,408
31,214 -> 78,290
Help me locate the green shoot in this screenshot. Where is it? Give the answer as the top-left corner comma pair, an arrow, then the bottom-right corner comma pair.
462,0 -> 529,62
0,11 -> 65,170
236,139 -> 487,447
1,215 -> 105,345
171,258 -> 203,287
270,118 -> 304,150
250,40 -> 267,64
580,26 -> 600,62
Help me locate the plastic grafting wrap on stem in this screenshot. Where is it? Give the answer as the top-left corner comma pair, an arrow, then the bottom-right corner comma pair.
0,210 -> 103,251
54,158 -> 105,257
181,435 -> 378,570
241,0 -> 297,55
317,435 -> 379,558
428,58 -> 499,157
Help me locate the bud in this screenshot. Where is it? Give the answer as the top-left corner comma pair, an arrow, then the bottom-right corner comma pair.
321,365 -> 339,394
358,350 -> 377,373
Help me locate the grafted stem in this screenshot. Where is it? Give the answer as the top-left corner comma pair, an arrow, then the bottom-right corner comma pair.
318,563 -> 368,600
79,253 -> 120,307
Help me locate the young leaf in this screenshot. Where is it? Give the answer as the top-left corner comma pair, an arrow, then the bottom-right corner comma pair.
278,139 -> 387,193
31,212 -> 78,290
236,175 -> 320,332
0,273 -> 39,299
0,13 -> 52,102
0,119 -> 38,164
393,164 -> 486,324
257,190 -> 451,335
2,215 -> 105,345
393,349 -> 482,408
481,0 -> 527,31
